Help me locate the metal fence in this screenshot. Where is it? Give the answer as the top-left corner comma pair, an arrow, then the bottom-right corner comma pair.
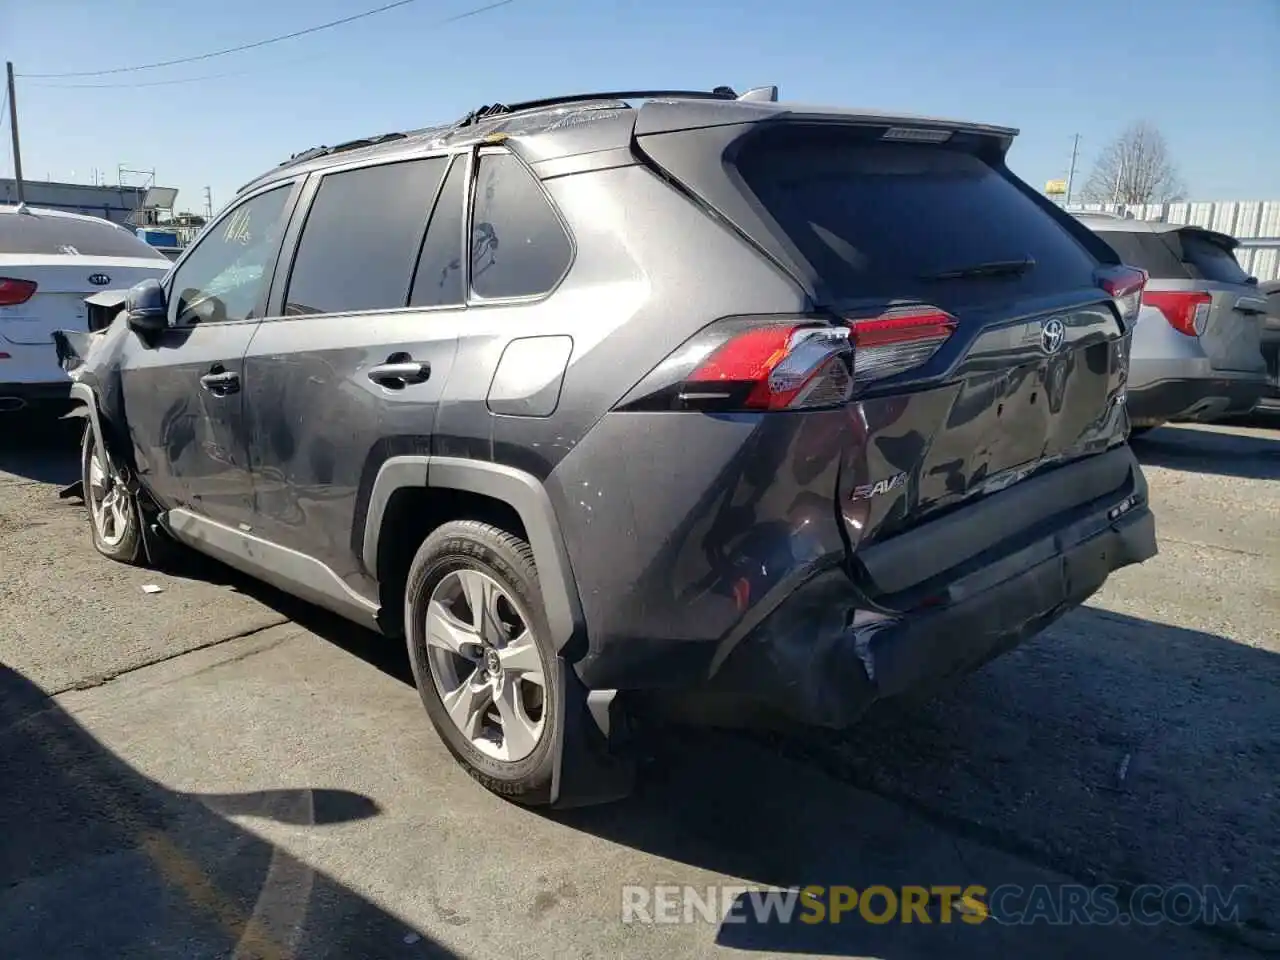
1066,200 -> 1280,282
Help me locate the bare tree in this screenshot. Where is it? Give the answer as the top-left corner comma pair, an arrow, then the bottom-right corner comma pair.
1081,121 -> 1185,205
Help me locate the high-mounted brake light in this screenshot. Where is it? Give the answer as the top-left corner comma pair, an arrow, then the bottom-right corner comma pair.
1144,290 -> 1211,337
881,127 -> 953,143
1095,266 -> 1147,325
0,278 -> 38,307
843,306 -> 958,385
684,323 -> 853,410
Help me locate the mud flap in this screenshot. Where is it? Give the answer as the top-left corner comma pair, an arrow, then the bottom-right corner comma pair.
548,661 -> 636,809
137,509 -> 172,568
57,481 -> 85,501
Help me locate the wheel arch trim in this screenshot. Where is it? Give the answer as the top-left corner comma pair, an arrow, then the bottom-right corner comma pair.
68,382 -> 109,463
362,455 -> 584,653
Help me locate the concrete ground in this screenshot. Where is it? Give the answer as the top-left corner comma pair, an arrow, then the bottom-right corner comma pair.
0,414 -> 1276,959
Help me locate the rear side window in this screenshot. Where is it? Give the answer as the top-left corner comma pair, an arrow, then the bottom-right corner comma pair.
469,153 -> 572,301
1178,231 -> 1250,285
284,157 -> 447,316
1091,229 -> 1189,280
0,214 -> 170,260
409,157 -> 466,307
732,127 -> 1099,306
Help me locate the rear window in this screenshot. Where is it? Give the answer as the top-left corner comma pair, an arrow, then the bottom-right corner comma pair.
1177,230 -> 1250,285
0,213 -> 170,260
733,127 -> 1099,305
1090,229 -> 1189,280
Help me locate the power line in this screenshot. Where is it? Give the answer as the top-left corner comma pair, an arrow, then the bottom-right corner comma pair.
26,70 -> 251,90
18,0 -> 514,80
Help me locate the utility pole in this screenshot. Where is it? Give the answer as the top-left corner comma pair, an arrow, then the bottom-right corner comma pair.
203,186 -> 212,219
1065,133 -> 1080,207
5,62 -> 26,205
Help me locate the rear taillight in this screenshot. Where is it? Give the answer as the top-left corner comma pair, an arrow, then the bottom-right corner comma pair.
1095,266 -> 1147,325
1143,291 -> 1211,337
842,306 -> 958,385
0,278 -> 38,306
621,307 -> 958,414
684,322 -> 853,410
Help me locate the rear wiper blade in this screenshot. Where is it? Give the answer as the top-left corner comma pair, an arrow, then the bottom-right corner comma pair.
920,256 -> 1036,281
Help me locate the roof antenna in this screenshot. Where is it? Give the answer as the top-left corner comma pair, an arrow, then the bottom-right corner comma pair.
738,85 -> 779,102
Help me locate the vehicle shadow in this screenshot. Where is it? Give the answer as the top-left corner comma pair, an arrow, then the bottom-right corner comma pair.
6,421 -> 1272,955
547,606 -> 1276,957
0,413 -> 83,485
0,663 -> 457,960
1131,423 -> 1280,480
215,562 -> 1276,955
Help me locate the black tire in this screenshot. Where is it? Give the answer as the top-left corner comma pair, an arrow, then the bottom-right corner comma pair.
80,425 -> 145,565
405,520 -> 563,805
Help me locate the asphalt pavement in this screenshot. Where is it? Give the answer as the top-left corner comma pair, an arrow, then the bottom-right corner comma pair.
1,414 -> 1276,959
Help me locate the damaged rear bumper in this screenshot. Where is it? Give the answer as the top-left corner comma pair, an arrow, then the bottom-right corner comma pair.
705,453 -> 1158,729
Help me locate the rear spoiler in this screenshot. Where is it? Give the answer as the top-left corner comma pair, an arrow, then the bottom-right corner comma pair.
1176,226 -> 1239,252
633,100 -> 1019,146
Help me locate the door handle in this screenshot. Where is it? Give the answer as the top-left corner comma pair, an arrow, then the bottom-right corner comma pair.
1234,296 -> 1268,316
199,370 -> 240,395
368,360 -> 431,387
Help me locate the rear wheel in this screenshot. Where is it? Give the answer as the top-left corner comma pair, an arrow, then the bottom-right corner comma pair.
405,521 -> 563,805
81,425 -> 144,564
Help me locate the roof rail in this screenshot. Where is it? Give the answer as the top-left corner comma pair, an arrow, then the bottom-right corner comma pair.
453,86 -> 743,128
239,131 -> 410,193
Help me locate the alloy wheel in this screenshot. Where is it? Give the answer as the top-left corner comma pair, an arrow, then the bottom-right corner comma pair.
86,441 -> 129,548
424,568 -> 546,762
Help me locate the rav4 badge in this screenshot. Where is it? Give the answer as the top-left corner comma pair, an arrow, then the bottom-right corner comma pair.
849,472 -> 908,501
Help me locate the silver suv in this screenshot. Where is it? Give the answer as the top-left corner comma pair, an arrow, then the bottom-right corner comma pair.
1076,213 -> 1270,429
57,86 -> 1157,807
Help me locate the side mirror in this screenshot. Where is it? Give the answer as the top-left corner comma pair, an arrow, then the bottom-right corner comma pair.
125,279 -> 168,333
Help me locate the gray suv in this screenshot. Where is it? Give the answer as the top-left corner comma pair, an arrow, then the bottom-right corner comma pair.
57,86 -> 1158,807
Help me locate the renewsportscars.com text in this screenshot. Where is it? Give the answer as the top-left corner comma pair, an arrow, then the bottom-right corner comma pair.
621,883 -> 1250,927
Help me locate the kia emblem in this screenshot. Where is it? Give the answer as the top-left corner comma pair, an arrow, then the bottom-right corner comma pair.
88,273 -> 111,286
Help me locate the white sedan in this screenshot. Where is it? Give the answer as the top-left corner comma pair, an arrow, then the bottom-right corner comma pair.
0,204 -> 172,413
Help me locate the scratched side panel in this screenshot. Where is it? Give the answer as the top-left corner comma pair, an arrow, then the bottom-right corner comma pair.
239,309 -> 461,589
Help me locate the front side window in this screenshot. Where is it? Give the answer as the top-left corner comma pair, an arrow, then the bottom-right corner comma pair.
469,152 -> 572,301
284,157 -> 448,316
169,185 -> 292,325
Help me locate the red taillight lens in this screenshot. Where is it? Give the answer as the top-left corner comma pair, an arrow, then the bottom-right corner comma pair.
843,306 -> 958,385
685,323 -> 853,410
1143,290 -> 1211,337
1095,266 -> 1147,325
0,278 -> 38,306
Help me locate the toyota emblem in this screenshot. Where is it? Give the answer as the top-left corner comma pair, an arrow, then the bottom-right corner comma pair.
1041,317 -> 1066,355
88,273 -> 111,286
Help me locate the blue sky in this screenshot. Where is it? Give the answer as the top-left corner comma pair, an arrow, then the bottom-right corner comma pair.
3,0 -> 1278,216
